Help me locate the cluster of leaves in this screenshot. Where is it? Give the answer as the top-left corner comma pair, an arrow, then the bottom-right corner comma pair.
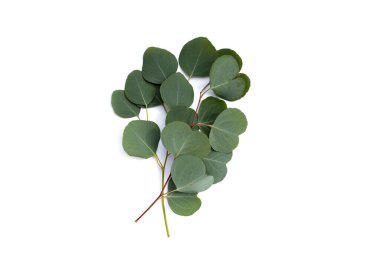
111,37 -> 250,237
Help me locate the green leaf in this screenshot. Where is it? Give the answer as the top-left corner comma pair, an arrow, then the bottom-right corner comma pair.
161,122 -> 210,158
167,179 -> 201,216
142,47 -> 178,84
217,48 -> 243,70
238,73 -> 251,96
198,97 -> 227,135
209,55 -> 248,101
136,85 -> 163,108
179,37 -> 217,78
209,108 -> 248,153
122,120 -> 160,159
171,155 -> 214,193
124,70 -> 156,106
160,73 -> 194,108
202,151 -> 232,184
111,90 -> 140,118
165,106 -> 197,127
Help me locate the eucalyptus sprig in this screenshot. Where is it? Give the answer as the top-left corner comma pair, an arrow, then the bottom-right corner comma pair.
111,37 -> 250,237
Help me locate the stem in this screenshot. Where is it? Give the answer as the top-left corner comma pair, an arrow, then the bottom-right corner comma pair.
135,174 -> 171,223
196,123 -> 212,127
161,165 -> 170,237
162,103 -> 168,113
191,83 -> 210,127
145,107 -> 149,121
154,154 -> 164,168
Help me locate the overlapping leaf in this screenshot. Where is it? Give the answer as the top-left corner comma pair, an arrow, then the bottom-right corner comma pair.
209,108 -> 248,153
171,155 -> 214,193
179,37 -> 217,78
161,122 -> 210,158
136,85 -> 163,108
209,55 -> 249,101
124,70 -> 156,106
123,120 -> 160,158
203,151 -> 232,184
160,73 -> 194,108
111,90 -> 140,118
165,106 -> 197,127
142,47 -> 178,84
198,97 -> 227,135
217,48 -> 243,70
167,179 -> 201,216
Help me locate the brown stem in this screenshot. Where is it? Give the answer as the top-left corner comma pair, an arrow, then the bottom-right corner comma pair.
135,174 -> 172,223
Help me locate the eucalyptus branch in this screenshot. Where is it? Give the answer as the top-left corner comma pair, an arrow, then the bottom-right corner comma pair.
111,37 -> 250,237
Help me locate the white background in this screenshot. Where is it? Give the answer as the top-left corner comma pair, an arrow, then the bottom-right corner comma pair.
1,0 -> 379,252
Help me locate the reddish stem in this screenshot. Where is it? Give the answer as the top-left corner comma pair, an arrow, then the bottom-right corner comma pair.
135,174 -> 172,223
191,84 -> 210,127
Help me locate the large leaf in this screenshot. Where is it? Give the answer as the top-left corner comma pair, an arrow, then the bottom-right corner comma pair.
122,120 -> 160,158
160,73 -> 194,108
167,179 -> 201,216
161,122 -> 210,158
171,155 -> 214,193
142,47 -> 178,84
179,37 -> 217,78
198,96 -> 227,135
209,55 -> 249,101
217,48 -> 243,70
209,108 -> 247,153
124,70 -> 156,106
165,106 -> 197,127
202,151 -> 232,184
111,90 -> 140,118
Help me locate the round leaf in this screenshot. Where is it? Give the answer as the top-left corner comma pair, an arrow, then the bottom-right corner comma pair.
111,90 -> 140,118
160,73 -> 194,108
171,155 -> 214,193
179,37 -> 217,78
165,106 -> 197,127
167,179 -> 201,216
161,122 -> 210,158
209,108 -> 247,153
124,70 -> 156,106
209,55 -> 248,101
202,151 -> 232,184
122,120 -> 160,159
142,47 -> 178,84
217,48 -> 243,70
198,96 -> 227,135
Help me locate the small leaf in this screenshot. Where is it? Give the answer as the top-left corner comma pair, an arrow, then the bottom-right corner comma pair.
209,108 -> 247,153
142,47 -> 178,84
167,179 -> 201,216
238,73 -> 251,96
198,97 -> 227,135
165,106 -> 197,127
111,90 -> 140,118
171,155 -> 214,193
160,73 -> 194,109
124,70 -> 156,106
217,48 -> 243,70
122,120 -> 160,159
202,151 -> 232,184
209,55 -> 249,101
161,122 -> 210,158
179,37 -> 217,78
